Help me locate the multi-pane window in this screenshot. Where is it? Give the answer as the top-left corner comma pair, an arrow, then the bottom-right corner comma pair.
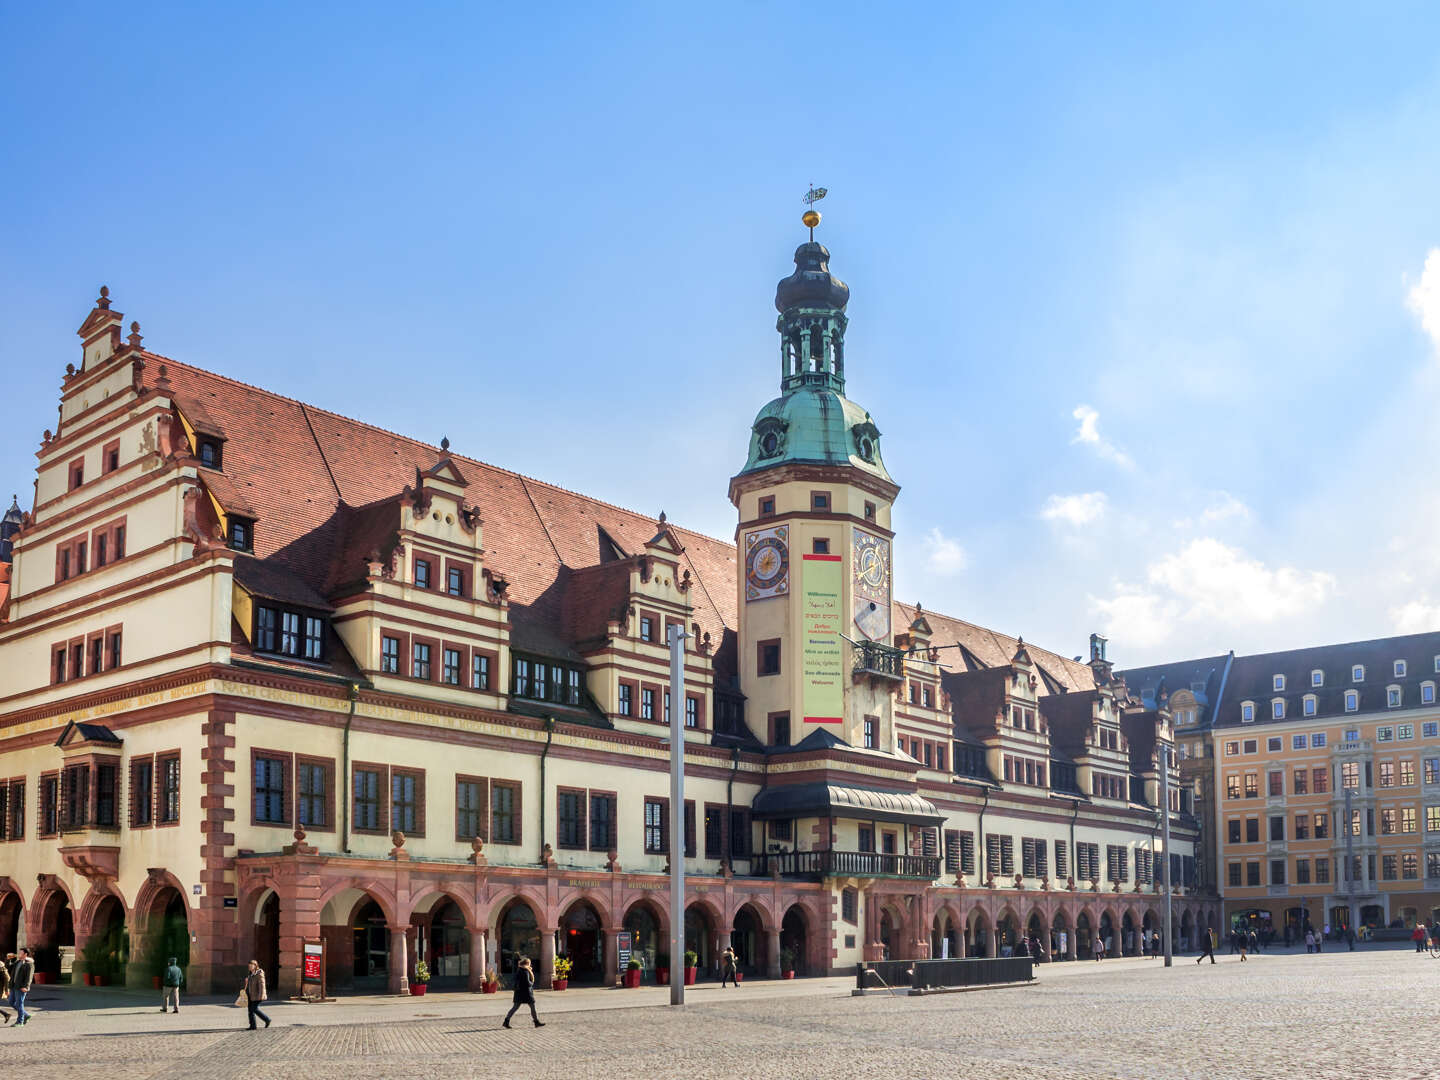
1247,862 -> 1261,886
1345,691 -> 1359,712
1428,806 -> 1440,833
1341,762 -> 1359,789
618,684 -> 633,716
256,606 -> 324,659
447,566 -> 465,596
280,611 -> 300,655
1269,815 -> 1285,841
1228,819 -> 1242,843
1403,853 -> 1420,879
1228,863 -> 1242,887
298,763 -> 326,828
94,764 -> 118,827
1427,759 -> 1440,785
381,636 -> 400,673
1430,852 -> 1440,879
1379,762 -> 1394,788
1294,813 -> 1309,839
640,616 -> 655,642
705,807 -> 723,859
1314,767 -> 1329,793
1270,859 -> 1286,885
254,756 -> 287,823
1316,857 -> 1330,883
1246,818 -> 1259,842
644,798 -> 666,854
391,772 -> 419,834
1293,768 -> 1308,795
944,830 -> 961,873
1295,858 -> 1310,884
641,688 -> 655,721
472,653 -> 490,690
442,648 -> 462,685
1268,771 -> 1283,796
412,642 -> 431,680
304,617 -> 324,660
41,776 -> 58,835
159,756 -> 180,823
1226,775 -> 1241,799
1402,807 -> 1417,833
414,559 -> 431,589
685,696 -> 699,729
491,783 -> 518,844
353,768 -> 382,831
1244,773 -> 1258,798
557,790 -> 585,849
842,888 -> 858,923
132,760 -> 153,827
256,607 -> 276,652
1401,760 -> 1416,786
729,810 -> 750,857
589,793 -> 615,851
1382,854 -> 1398,881
456,779 -> 485,840
1052,837 -> 1066,880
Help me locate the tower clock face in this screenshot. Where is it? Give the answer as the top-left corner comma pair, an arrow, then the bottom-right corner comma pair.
745,525 -> 789,601
852,527 -> 891,640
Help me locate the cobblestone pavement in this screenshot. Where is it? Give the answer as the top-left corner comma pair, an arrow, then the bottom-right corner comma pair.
1,949 -> 1435,1079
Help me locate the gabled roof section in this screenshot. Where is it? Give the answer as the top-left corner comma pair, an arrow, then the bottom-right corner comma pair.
422,456 -> 468,486
55,720 -> 122,747
897,601 -> 1094,698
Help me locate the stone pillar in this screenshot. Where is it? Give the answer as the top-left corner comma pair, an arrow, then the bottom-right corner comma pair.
388,925 -> 409,995
863,890 -> 884,961
602,926 -> 620,986
468,929 -> 485,991
766,926 -> 781,978
539,926 -> 556,989
277,865 -> 323,999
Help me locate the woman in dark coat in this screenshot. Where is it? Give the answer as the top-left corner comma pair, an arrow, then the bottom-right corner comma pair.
503,956 -> 545,1029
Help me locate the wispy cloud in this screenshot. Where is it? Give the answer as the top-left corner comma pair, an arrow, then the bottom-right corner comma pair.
1092,538 -> 1336,648
1041,491 -> 1108,527
1071,405 -> 1134,469
1175,491 -> 1252,530
1406,248 -> 1440,358
920,527 -> 968,576
1391,599 -> 1440,635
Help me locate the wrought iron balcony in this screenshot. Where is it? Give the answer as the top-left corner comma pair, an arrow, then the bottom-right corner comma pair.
750,849 -> 940,880
852,641 -> 904,681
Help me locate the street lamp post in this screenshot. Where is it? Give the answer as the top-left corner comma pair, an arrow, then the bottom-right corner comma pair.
1160,743 -> 1172,967
668,624 -> 688,1006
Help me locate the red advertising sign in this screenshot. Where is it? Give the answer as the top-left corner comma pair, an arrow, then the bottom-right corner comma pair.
302,940 -> 324,987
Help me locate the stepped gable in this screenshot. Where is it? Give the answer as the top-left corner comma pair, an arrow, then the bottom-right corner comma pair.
157,358 -> 738,654
892,600 -> 1095,696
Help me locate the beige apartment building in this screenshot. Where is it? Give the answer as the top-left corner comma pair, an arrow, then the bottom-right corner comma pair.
0,226 -> 1208,998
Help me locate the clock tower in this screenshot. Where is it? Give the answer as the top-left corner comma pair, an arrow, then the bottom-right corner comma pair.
729,216 -> 903,752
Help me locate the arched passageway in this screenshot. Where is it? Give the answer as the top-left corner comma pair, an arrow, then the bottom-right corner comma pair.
684,903 -> 715,977
351,898 -> 392,991
140,888 -> 189,985
496,899 -> 541,979
1050,911 -> 1071,960
1099,911 -> 1116,955
966,909 -> 991,958
1026,912 -> 1046,959
623,900 -> 663,980
1121,911 -> 1137,956
84,895 -> 127,984
0,891 -> 22,958
35,890 -> 75,980
732,904 -> 765,975
932,910 -> 960,959
1180,910 -> 1194,951
995,911 -> 1018,957
1075,911 -> 1093,958
779,905 -> 808,975
421,897 -> 471,988
559,899 -> 604,985
255,891 -> 280,989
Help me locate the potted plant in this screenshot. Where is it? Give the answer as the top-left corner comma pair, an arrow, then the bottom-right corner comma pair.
482,967 -> 499,994
655,951 -> 670,986
683,949 -> 698,986
624,956 -> 642,988
780,947 -> 796,979
552,956 -> 572,991
410,959 -> 430,995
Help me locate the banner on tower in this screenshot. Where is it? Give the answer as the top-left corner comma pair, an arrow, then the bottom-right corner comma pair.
801,553 -> 845,724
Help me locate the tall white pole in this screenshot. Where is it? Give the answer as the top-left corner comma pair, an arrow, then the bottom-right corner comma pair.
668,624 -> 687,1006
1161,742 -> 1173,967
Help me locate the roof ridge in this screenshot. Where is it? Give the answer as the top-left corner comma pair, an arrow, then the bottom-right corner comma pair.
154,354 -> 741,549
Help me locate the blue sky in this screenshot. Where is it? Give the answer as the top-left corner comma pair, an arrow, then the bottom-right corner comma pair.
6,2 -> 1440,666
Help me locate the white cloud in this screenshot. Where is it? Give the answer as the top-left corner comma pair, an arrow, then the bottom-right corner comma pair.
1406,247 -> 1440,357
1391,599 -> 1440,635
1200,491 -> 1250,523
1091,538 -> 1336,648
1040,491 -> 1108,527
1070,405 -> 1134,469
920,527 -> 967,576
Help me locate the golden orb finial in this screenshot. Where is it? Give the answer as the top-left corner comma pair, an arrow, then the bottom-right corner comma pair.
802,209 -> 821,229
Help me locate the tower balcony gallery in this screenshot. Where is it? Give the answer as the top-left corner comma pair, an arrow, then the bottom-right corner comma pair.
0,209 -> 1210,997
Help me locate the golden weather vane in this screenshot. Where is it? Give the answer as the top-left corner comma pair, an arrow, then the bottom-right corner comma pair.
802,184 -> 828,240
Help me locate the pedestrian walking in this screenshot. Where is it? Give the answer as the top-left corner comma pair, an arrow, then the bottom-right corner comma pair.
1304,929 -> 1314,953
1314,930 -> 1323,954
1345,925 -> 1356,951
1237,930 -> 1248,963
1196,927 -> 1215,964
161,956 -> 183,1013
242,959 -> 270,1030
720,946 -> 738,988
1092,934 -> 1104,961
1246,928 -> 1258,955
503,956 -> 544,1029
1414,925 -> 1426,953
11,947 -> 32,1026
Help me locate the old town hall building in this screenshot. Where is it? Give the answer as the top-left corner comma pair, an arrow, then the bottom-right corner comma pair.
0,224 -> 1210,996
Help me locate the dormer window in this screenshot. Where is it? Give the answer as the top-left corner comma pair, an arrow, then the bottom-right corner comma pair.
254,604 -> 325,661
1273,674 -> 1286,691
1311,670 -> 1324,687
1272,699 -> 1285,720
1345,690 -> 1358,712
1303,695 -> 1317,717
1394,659 -> 1407,678
228,518 -> 253,553
1353,665 -> 1365,682
1241,702 -> 1255,723
198,439 -> 222,469
1423,682 -> 1436,705
1388,686 -> 1402,708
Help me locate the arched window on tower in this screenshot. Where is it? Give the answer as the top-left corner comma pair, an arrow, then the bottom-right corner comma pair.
810,326 -> 825,371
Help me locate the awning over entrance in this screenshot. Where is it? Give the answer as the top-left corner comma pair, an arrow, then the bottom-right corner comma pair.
750,783 -> 943,827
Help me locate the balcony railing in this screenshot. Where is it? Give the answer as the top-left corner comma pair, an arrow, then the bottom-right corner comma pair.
853,641 -> 905,681
750,849 -> 941,879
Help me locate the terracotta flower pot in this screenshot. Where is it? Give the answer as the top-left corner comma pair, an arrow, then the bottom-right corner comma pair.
410,983 -> 428,995
623,969 -> 641,988
95,976 -> 108,987
482,982 -> 498,994
782,971 -> 795,980
683,967 -> 697,986
152,975 -> 162,989
552,978 -> 568,991
735,972 -> 744,983
83,973 -> 93,986
657,968 -> 669,985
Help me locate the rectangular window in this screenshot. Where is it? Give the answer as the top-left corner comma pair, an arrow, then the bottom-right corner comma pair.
114,524 -> 125,559
1227,775 -> 1241,799
567,668 -> 581,706
279,611 -> 300,656
641,688 -> 655,721
95,532 -> 107,568
730,810 -> 750,857
1311,731 -> 1326,747
618,683 -> 633,716
557,789 -> 585,850
1291,735 -> 1305,751
442,647 -> 461,685
472,653 -> 490,690
298,762 -> 327,829
1427,759 -> 1440,785
535,664 -> 549,700
353,767 -> 382,832
705,806 -> 723,860
256,607 -> 277,652
1401,759 -> 1416,786
772,713 -> 790,746
1246,818 -> 1259,843
759,496 -> 775,516
447,566 -> 464,596
1293,768 -> 1308,795
1402,806 -> 1417,833
1269,815 -> 1285,841
381,636 -> 400,673
89,636 -> 104,676
254,755 -> 288,824
1228,819 -> 1241,843
491,781 -> 520,844
131,760 -> 153,827
1378,726 -> 1394,742
41,776 -> 58,836
304,617 -> 324,661
685,800 -> 697,858
811,491 -> 830,511
1314,767 -> 1329,793
456,778 -> 486,841
94,764 -> 117,828
686,695 -> 699,729
1246,861 -> 1261,886
1244,773 -> 1258,798
1400,723 -> 1414,740
1228,863 -> 1242,887
1342,762 -> 1359,789
1270,859 -> 1286,886
1314,811 -> 1329,839
412,642 -> 431,680
1380,808 -> 1396,834
1403,853 -> 1419,879
1268,771 -> 1283,796
758,639 -> 781,676
812,537 -> 830,555
644,797 -> 666,854
159,755 -> 180,823
1383,854 -> 1398,881
640,616 -> 655,642
864,717 -> 876,749
859,825 -> 875,853
414,559 -> 431,589
1379,762 -> 1394,787
391,771 -> 420,835
589,792 -> 616,852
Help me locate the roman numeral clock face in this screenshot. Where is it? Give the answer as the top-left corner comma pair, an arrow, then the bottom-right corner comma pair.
852,528 -> 891,640
744,525 -> 789,601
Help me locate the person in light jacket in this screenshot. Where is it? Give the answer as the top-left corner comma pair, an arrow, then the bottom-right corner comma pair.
243,959 -> 271,1030
161,957 -> 184,1013
503,956 -> 544,1029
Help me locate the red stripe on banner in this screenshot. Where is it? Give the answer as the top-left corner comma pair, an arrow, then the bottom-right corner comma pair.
801,553 -> 843,561
804,716 -> 844,724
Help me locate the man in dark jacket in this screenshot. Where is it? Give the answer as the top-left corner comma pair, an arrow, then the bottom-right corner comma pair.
12,948 -> 33,1026
502,956 -> 544,1029
1195,928 -> 1215,965
162,957 -> 183,1013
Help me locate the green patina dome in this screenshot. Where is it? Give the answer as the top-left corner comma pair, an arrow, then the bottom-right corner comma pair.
738,388 -> 890,481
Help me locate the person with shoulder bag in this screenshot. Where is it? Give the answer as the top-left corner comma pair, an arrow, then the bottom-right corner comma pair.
242,959 -> 271,1030
503,956 -> 544,1029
